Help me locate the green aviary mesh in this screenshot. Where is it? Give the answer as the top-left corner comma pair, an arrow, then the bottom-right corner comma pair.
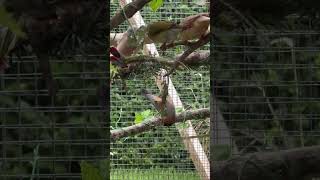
110,0 -> 210,179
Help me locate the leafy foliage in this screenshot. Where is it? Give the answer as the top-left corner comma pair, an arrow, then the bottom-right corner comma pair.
149,0 -> 164,12
0,55 -> 106,176
134,109 -> 155,124
110,63 -> 119,79
214,0 -> 320,154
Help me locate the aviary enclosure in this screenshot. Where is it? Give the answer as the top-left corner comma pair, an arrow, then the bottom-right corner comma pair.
0,54 -> 108,179
0,1 -> 108,179
214,30 -> 320,156
212,1 -> 320,179
110,0 -> 210,179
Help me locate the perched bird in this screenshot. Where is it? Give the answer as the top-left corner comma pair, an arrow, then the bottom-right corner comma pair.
179,13 -> 210,42
109,46 -> 127,68
141,88 -> 176,127
143,21 -> 182,50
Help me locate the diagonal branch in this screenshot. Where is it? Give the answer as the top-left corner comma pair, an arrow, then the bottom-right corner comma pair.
165,33 -> 210,76
111,108 -> 210,141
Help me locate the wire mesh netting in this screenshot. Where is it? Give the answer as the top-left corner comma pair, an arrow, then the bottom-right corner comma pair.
110,0 -> 210,179
213,31 -> 320,160
111,68 -> 209,180
0,55 -> 108,179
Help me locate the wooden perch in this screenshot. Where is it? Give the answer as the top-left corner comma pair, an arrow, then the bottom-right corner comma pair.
125,51 -> 208,65
111,108 -> 210,141
213,145 -> 320,180
110,0 -> 152,30
117,51 -> 209,77
177,51 -> 209,66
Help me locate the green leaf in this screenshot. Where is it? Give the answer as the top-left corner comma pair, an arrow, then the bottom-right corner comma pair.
110,63 -> 119,79
80,161 -> 104,180
134,113 -> 144,124
134,110 -> 153,124
149,0 -> 164,12
141,109 -> 152,117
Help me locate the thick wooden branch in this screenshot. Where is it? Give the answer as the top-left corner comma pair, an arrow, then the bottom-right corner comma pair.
116,51 -> 209,78
121,51 -> 208,71
110,0 -> 152,30
177,51 -> 209,66
125,55 -> 175,66
213,145 -> 320,180
111,108 -> 210,141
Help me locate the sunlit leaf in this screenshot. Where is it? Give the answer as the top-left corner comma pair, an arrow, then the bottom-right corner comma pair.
149,0 -> 164,12
134,110 -> 153,124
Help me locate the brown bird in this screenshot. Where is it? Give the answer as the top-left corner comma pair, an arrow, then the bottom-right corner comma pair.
144,21 -> 182,50
179,13 -> 210,42
141,88 -> 176,126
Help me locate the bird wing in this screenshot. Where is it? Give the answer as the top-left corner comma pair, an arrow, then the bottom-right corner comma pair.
147,21 -> 174,36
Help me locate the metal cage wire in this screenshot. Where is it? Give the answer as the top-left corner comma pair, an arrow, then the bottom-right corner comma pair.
0,55 -> 108,179
213,31 -> 320,159
110,0 -> 210,179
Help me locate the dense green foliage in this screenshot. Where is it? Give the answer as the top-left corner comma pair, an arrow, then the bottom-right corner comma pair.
0,0 -> 107,177
0,56 -> 106,176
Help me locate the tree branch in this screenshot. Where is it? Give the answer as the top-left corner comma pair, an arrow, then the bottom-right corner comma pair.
111,108 -> 210,141
124,55 -> 175,66
125,51 -> 209,66
118,51 -> 209,77
110,0 -> 152,31
213,145 -> 320,180
165,33 -> 210,76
